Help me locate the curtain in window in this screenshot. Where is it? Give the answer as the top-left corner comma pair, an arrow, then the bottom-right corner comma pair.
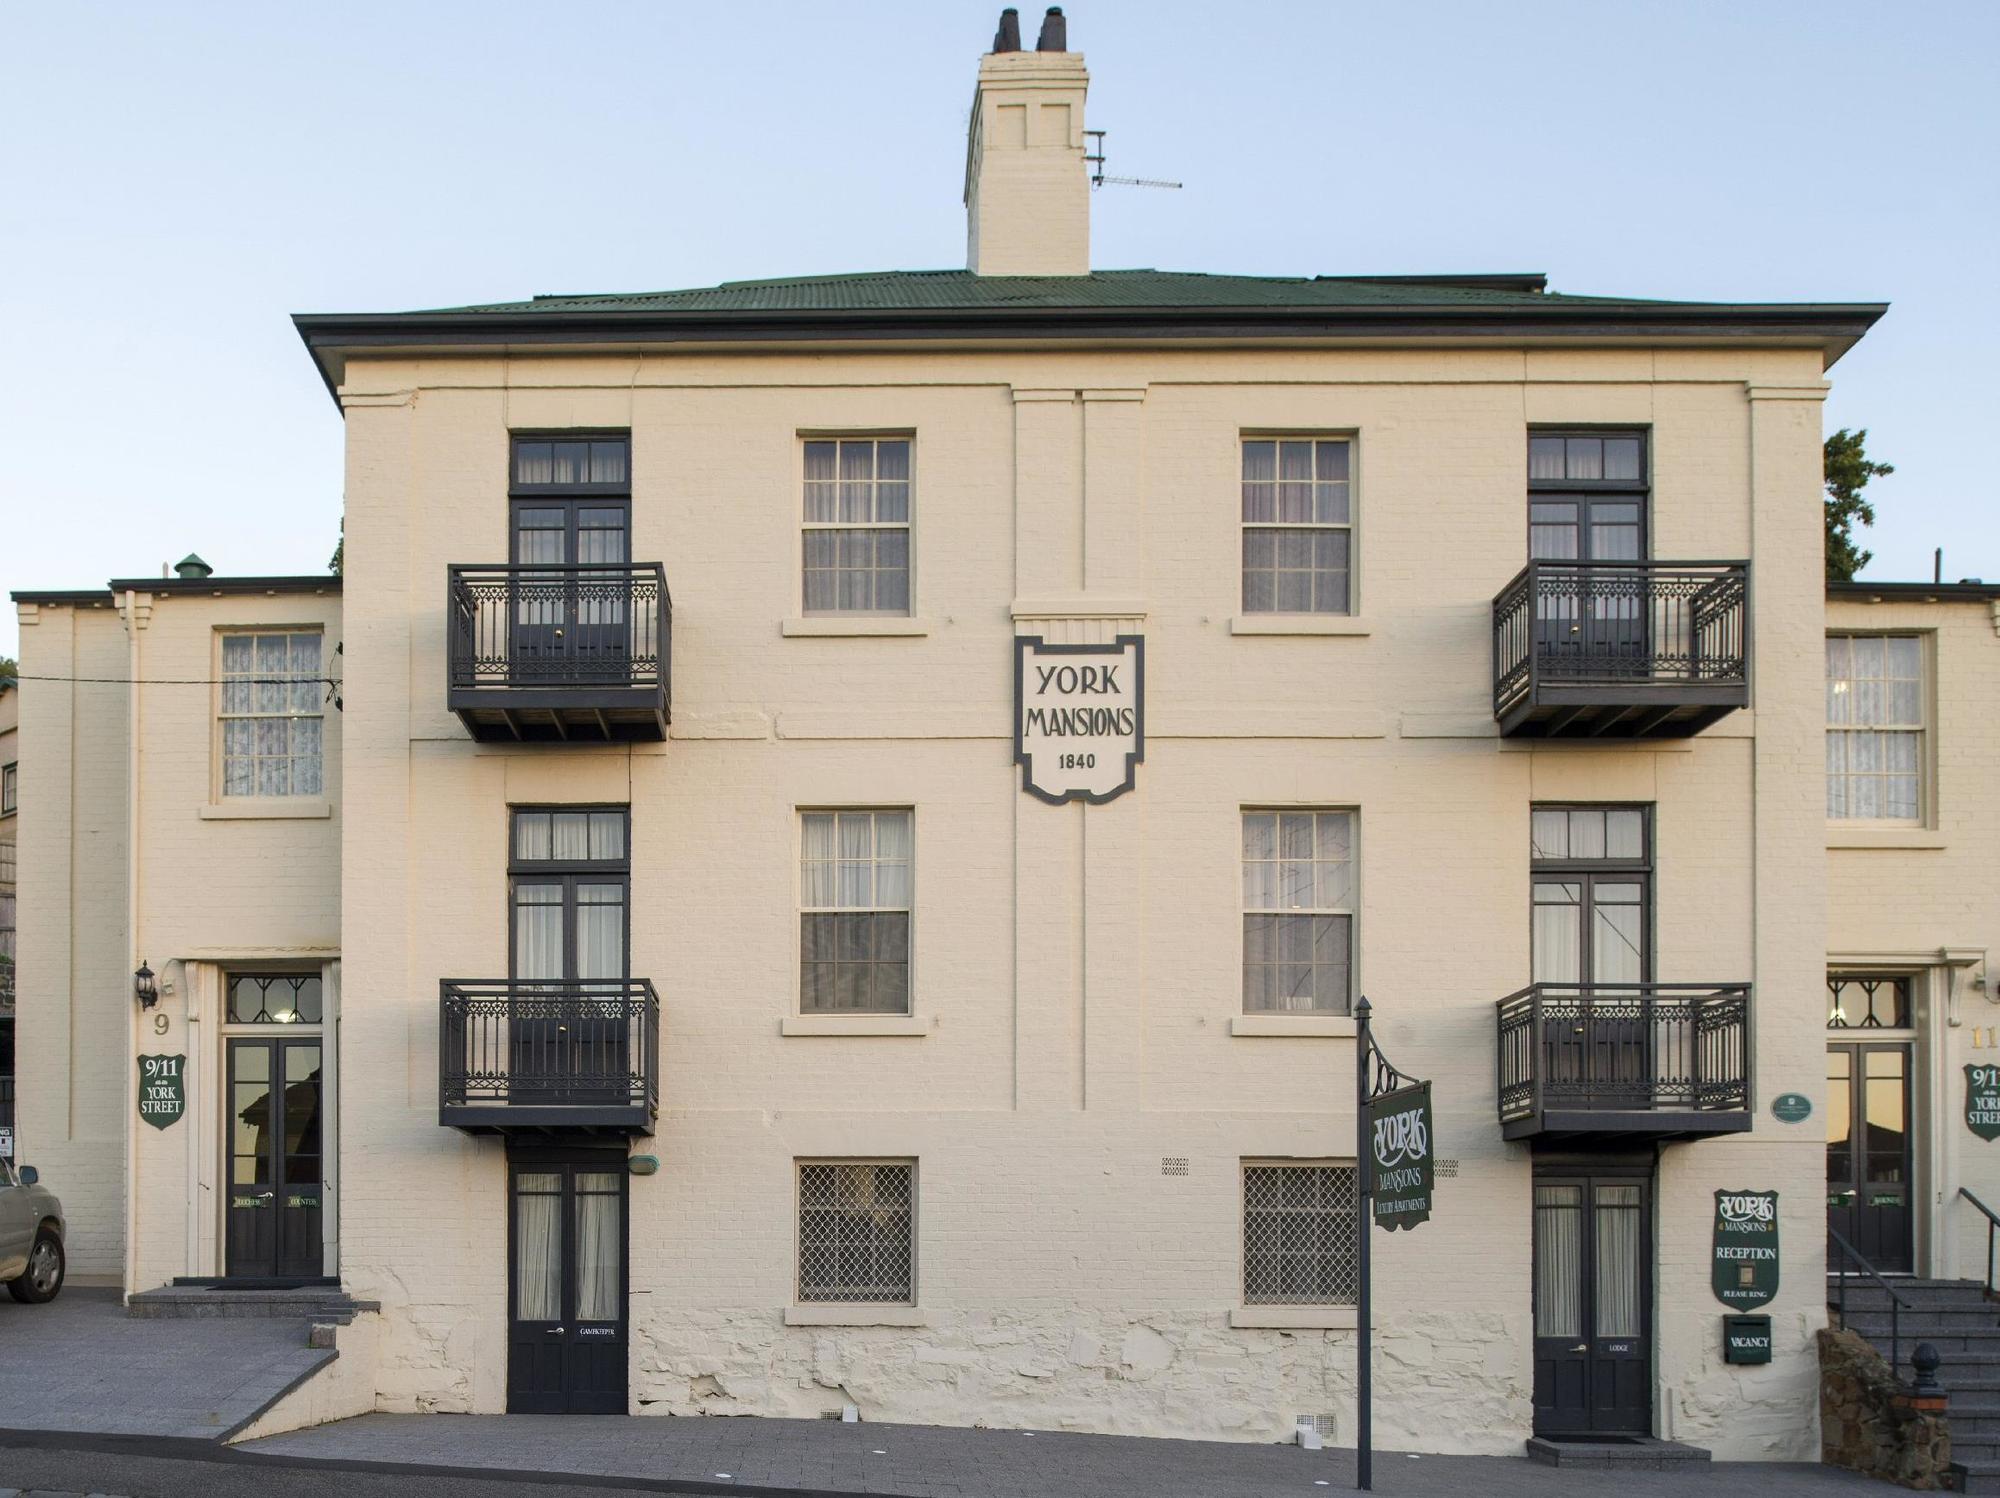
1593,1185 -> 1642,1337
1534,1185 -> 1582,1338
515,885 -> 564,984
574,1173 -> 622,1321
514,1174 -> 562,1321
1530,884 -> 1582,985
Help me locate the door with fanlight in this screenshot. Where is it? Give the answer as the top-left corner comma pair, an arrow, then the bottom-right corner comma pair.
508,1156 -> 628,1414
1826,976 -> 1915,1274
1533,1167 -> 1652,1435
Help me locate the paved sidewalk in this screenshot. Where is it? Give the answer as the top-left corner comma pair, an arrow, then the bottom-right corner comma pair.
243,1413 -> 1886,1498
0,1288 -> 331,1441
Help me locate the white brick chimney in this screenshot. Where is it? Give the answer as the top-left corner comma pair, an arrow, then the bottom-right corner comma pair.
964,7 -> 1090,277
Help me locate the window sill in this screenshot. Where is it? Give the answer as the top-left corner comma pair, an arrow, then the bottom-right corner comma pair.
1230,1306 -> 1358,1330
781,1014 -> 930,1037
1828,826 -> 1946,850
199,799 -> 333,821
1230,1015 -> 1357,1038
782,617 -> 930,638
785,1305 -> 927,1327
1230,616 -> 1370,637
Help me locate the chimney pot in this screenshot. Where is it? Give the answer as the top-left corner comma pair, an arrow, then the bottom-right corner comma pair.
993,7 -> 1021,52
1035,6 -> 1067,51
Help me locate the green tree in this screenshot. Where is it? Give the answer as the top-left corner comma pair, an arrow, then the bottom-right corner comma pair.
1825,428 -> 1893,582
0,654 -> 15,685
329,517 -> 343,575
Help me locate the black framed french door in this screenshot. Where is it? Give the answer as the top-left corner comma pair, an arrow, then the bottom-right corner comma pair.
510,872 -> 629,1105
1827,1042 -> 1914,1274
1533,1166 -> 1652,1435
1529,431 -> 1650,676
508,1157 -> 629,1414
1532,864 -> 1652,1099
509,498 -> 632,680
225,1036 -> 323,1279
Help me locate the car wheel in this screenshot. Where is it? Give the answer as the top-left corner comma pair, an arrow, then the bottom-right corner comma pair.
7,1227 -> 64,1303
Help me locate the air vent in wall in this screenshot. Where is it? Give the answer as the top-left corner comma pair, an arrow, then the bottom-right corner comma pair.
1161,1157 -> 1190,1177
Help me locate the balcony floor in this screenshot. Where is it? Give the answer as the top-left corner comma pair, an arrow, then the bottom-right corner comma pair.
1497,683 -> 1748,739
441,1103 -> 655,1138
1502,1109 -> 1754,1143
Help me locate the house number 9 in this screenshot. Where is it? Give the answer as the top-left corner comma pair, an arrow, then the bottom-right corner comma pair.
153,1013 -> 169,1035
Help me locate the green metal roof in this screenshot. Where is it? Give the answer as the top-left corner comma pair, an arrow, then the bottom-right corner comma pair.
435,268 -> 1621,315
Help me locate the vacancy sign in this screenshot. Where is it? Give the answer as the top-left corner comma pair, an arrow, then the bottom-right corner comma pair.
1013,635 -> 1145,805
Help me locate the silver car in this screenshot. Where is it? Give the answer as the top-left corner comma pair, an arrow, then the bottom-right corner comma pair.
0,1156 -> 65,1302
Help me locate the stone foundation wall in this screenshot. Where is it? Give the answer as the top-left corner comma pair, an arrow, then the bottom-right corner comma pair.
1820,1327 -> 1950,1489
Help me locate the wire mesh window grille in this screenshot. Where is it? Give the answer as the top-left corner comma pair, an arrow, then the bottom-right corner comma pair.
1244,1163 -> 1358,1305
218,632 -> 323,798
1242,810 -> 1353,1015
1241,438 -> 1352,614
800,810 -> 912,1014
1828,974 -> 1911,1030
797,1161 -> 914,1304
227,972 -> 323,1025
803,437 -> 911,615
1826,635 -> 1924,822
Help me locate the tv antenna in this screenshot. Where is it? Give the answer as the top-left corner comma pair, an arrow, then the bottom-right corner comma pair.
1084,131 -> 1182,191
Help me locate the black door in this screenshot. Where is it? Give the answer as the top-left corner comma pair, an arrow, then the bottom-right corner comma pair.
1533,1169 -> 1652,1435
508,1159 -> 628,1414
1531,854 -> 1652,1108
511,871 -> 629,1106
225,1037 -> 323,1279
510,499 -> 632,682
1529,432 -> 1649,677
1828,1043 -> 1913,1273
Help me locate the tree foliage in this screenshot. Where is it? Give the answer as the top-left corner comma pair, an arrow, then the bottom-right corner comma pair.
329,517 -> 343,576
1825,428 -> 1893,582
0,654 -> 15,685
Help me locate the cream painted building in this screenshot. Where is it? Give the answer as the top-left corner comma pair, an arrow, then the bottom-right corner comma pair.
20,5 -> 1997,1465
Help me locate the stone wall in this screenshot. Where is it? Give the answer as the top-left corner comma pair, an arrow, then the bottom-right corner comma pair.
1820,1327 -> 1950,1488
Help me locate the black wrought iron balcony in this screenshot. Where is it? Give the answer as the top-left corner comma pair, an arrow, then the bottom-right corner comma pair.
1496,982 -> 1752,1141
1491,561 -> 1749,738
439,980 -> 659,1136
447,564 -> 670,742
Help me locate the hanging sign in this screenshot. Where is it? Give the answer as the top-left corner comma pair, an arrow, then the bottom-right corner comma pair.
0,1125 -> 12,1159
137,1054 -> 186,1131
1711,1189 -> 1780,1309
1967,1066 -> 2000,1141
1013,635 -> 1144,805
1365,1081 -> 1434,1232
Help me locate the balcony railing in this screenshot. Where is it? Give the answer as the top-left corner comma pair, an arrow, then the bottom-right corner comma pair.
1495,982 -> 1752,1141
439,979 -> 659,1135
1492,560 -> 1749,738
446,563 -> 670,742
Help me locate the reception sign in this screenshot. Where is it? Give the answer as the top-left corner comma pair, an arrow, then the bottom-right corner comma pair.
1365,1081 -> 1434,1232
1712,1189 -> 1779,1309
1968,1065 -> 2000,1141
1013,635 -> 1144,805
138,1054 -> 186,1131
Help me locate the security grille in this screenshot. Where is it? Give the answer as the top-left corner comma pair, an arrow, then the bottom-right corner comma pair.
798,1162 -> 914,1304
1244,1163 -> 1358,1306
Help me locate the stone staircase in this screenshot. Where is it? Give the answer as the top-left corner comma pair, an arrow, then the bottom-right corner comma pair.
1835,1276 -> 2000,1492
127,1281 -> 376,1325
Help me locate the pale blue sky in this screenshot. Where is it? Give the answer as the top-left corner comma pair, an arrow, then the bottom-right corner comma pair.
4,0 -> 1995,659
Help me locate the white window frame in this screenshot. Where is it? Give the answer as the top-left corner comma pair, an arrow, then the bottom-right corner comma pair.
797,808 -> 914,1017
1241,1159 -> 1360,1308
215,629 -> 325,801
800,433 -> 914,617
1826,632 -> 1928,826
795,1158 -> 917,1306
1,761 -> 15,817
1241,808 -> 1357,1016
1239,434 -> 1356,617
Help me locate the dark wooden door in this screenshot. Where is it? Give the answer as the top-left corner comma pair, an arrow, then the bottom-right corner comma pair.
1534,1170 -> 1652,1435
1828,1043 -> 1913,1273
225,1037 -> 323,1279
1530,489 -> 1649,677
510,872 -> 629,1105
510,500 -> 630,681
1531,872 -> 1651,1107
508,1161 -> 628,1414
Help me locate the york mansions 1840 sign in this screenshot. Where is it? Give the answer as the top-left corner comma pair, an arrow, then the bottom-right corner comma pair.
1014,635 -> 1145,805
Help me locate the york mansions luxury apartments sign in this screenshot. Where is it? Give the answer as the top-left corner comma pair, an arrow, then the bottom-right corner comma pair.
1013,635 -> 1144,804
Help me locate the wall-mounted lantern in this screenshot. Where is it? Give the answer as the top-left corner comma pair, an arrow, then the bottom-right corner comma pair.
134,961 -> 158,1010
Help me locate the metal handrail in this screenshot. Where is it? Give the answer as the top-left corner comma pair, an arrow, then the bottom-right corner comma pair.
1494,981 -> 1752,1123
1961,1187 -> 2000,1299
1829,1225 -> 1911,1374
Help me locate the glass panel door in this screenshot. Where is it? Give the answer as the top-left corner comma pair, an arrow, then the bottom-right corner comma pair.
508,1162 -> 628,1414
225,1037 -> 322,1279
1533,1170 -> 1651,1435
1827,1042 -> 1913,1273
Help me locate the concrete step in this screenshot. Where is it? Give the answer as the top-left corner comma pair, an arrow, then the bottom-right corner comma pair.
1524,1436 -> 1711,1470
1843,1308 -> 2000,1337
127,1285 -> 378,1324
1952,1461 -> 2000,1495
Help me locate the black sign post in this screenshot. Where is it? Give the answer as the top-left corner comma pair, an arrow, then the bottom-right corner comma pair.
1354,997 -> 1432,1491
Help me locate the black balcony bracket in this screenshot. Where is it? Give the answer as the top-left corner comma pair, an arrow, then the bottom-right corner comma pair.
439,979 -> 660,1136
1495,982 -> 1752,1142
1492,560 -> 1749,738
447,563 -> 671,742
